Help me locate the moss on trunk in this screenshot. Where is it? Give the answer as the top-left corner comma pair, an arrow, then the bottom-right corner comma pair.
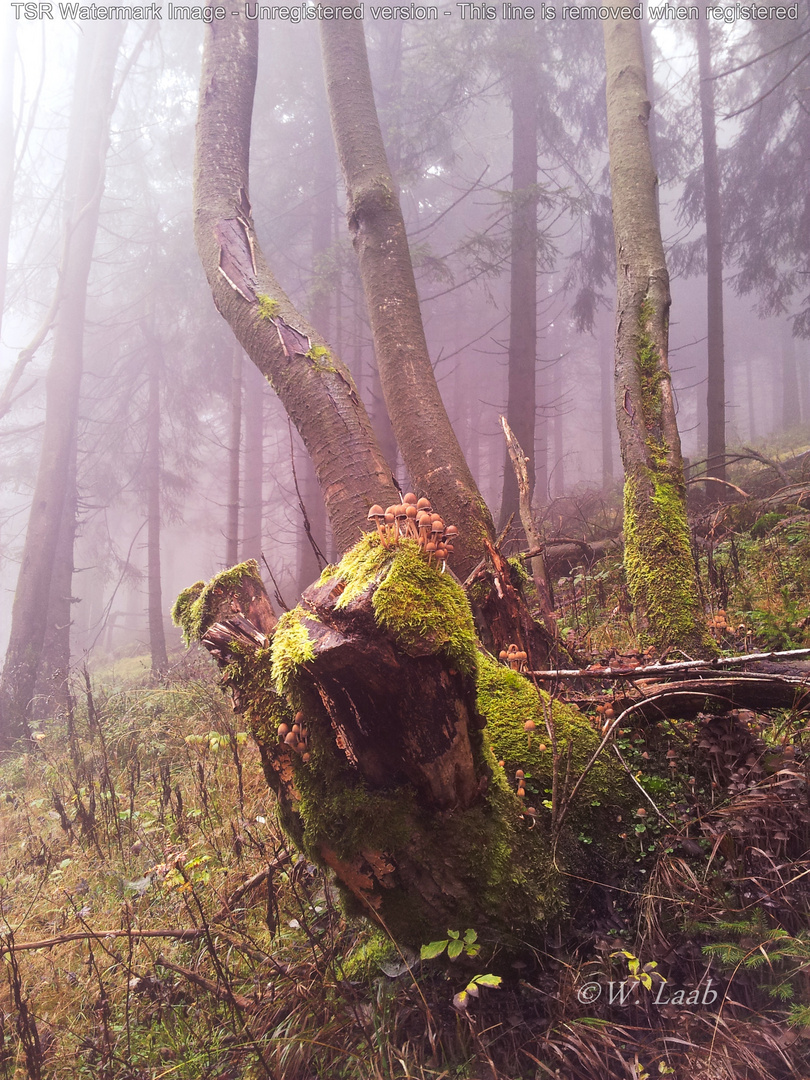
176,537 -> 636,946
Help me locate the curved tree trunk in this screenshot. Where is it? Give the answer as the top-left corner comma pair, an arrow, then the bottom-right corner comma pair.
602,16 -> 712,657
319,17 -> 496,578
193,19 -> 396,556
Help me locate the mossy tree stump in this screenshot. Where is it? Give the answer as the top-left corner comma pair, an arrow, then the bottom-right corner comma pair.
174,542 -> 634,945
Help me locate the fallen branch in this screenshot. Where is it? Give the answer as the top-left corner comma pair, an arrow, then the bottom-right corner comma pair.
686,476 -> 750,498
528,647 -> 810,681
156,953 -> 253,1009
0,927 -> 208,956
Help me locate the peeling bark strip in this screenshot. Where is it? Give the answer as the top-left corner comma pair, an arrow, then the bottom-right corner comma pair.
602,17 -> 712,657
319,17 -> 496,578
194,18 -> 396,554
215,217 -> 257,301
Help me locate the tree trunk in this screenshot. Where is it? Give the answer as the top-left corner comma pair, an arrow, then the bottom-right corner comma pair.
600,330 -> 614,485
174,541 -> 633,944
781,323 -> 800,429
226,341 -> 242,568
500,39 -> 539,530
602,16 -> 712,657
193,18 -> 396,557
240,362 -> 264,565
319,17 -> 496,578
0,22 -> 125,743
146,338 -> 168,677
697,17 -> 726,481
0,10 -> 15,344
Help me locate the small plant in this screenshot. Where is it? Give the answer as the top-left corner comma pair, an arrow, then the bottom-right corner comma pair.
420,927 -> 481,961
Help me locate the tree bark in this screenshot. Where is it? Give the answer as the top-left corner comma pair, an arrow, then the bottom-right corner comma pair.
146,336 -> 168,676
193,18 -> 396,557
697,17 -> 726,481
602,16 -> 712,657
175,543 -> 632,943
0,10 -> 15,345
240,362 -> 264,565
1,22 -> 125,742
226,341 -> 242,568
319,17 -> 496,577
500,39 -> 539,529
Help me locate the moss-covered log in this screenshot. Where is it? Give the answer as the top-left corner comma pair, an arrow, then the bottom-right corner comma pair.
175,538 -> 635,945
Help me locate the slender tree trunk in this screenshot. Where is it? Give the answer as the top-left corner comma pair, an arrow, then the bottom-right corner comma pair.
781,323 -> 800,429
240,362 -> 264,565
1,23 -> 124,742
603,16 -> 712,656
226,341 -> 242,568
500,39 -> 539,528
601,332 -> 614,485
35,450 -> 77,713
697,17 -> 726,481
0,10 -> 16,343
319,17 -> 496,576
194,19 -> 396,556
551,357 -> 565,498
146,340 -> 168,676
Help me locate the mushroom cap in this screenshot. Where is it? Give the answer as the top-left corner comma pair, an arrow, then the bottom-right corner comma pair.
403,492 -> 418,505
368,504 -> 384,519
445,524 -> 459,536
384,510 -> 395,524
523,719 -> 536,732
416,497 -> 431,511
406,505 -> 417,518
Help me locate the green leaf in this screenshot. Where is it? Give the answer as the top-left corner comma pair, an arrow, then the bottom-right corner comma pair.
447,939 -> 464,960
463,928 -> 478,944
420,940 -> 448,960
447,929 -> 459,939
472,973 -> 502,988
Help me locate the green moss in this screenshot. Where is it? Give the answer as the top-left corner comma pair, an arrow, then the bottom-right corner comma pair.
331,532 -> 393,609
340,929 -> 402,981
324,534 -> 478,679
171,581 -> 205,646
476,655 -> 622,816
373,541 -> 478,679
624,472 -> 714,654
271,607 -> 318,695
171,562 -> 265,645
305,344 -> 337,372
256,293 -> 279,321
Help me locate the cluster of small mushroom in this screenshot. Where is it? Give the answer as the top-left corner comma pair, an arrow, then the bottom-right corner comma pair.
367,494 -> 458,564
514,769 -> 537,819
277,710 -> 311,763
498,643 -> 527,672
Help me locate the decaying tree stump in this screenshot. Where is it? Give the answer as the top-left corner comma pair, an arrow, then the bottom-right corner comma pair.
174,545 -> 634,944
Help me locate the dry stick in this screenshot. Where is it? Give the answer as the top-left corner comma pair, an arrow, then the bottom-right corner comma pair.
213,856 -> 292,922
155,954 -> 253,1010
528,646 -> 810,681
0,928 -> 210,955
685,476 -> 750,498
499,415 -> 555,631
261,553 -> 290,612
288,419 -> 327,571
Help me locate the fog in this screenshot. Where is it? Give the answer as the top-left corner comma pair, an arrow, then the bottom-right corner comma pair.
0,6 -> 806,667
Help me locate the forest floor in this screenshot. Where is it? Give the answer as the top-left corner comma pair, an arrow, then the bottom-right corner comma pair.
2,434 -> 810,1079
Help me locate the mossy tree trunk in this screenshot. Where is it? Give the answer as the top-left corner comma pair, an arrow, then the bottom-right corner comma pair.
175,543 -> 633,945
603,17 -> 713,657
319,17 -> 496,578
193,18 -> 397,556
